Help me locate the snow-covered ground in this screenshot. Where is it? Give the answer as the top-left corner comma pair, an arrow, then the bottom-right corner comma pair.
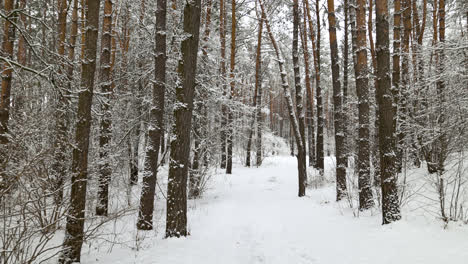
80,155 -> 468,264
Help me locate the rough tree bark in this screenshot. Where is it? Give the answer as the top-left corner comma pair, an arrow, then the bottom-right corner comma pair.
190,0 -> 213,198
392,0 -> 401,175
397,0 -> 412,172
50,0 -> 69,205
166,0 -> 202,237
96,0 -> 114,217
315,0 -> 324,174
327,0 -> 347,201
293,0 -> 307,197
367,0 -> 381,187
220,0 -> 227,169
355,0 -> 373,209
304,0 -> 325,173
255,5 -> 263,167
59,0 -> 101,262
137,0 -> 167,230
342,0 -> 349,167
305,0 -> 322,169
301,0 -> 315,167
375,0 -> 401,225
226,0 -> 237,173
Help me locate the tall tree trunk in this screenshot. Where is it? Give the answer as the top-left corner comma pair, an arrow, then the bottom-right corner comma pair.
305,0 -> 324,171
301,0 -> 315,167
342,0 -> 349,167
0,0 -> 17,193
59,0 -> 101,262
411,0 -> 427,169
375,0 -> 401,225
392,0 -> 401,175
255,5 -> 263,167
190,0 -> 213,198
436,0 -> 446,169
259,0 -> 306,197
349,0 -> 361,176
315,0 -> 324,174
397,0 -> 412,172
327,0 -> 346,201
131,0 -> 148,188
50,0 -> 69,205
305,0 -> 323,171
293,0 -> 307,197
219,0 -> 227,169
226,0 -> 236,174
368,0 -> 381,187
166,0 -> 202,237
137,0 -> 167,230
96,0 -> 114,217
355,0 -> 373,209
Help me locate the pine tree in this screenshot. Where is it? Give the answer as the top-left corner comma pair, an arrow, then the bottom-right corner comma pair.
220,0 -> 227,169
293,0 -> 307,196
342,0 -> 349,167
301,0 -> 315,167
327,0 -> 347,201
60,0 -> 101,262
226,0 -> 237,173
190,0 -> 214,198
51,0 -> 71,206
255,3 -> 264,167
304,0 -> 321,169
137,0 -> 167,230
311,0 -> 325,173
355,0 -> 373,209
96,0 -> 114,217
166,0 -> 202,237
367,0 -> 381,187
375,0 -> 401,224
392,0 -> 401,175
398,0 -> 412,172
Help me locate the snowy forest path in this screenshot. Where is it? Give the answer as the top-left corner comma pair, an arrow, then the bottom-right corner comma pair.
85,156 -> 468,264
148,156 -> 319,264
